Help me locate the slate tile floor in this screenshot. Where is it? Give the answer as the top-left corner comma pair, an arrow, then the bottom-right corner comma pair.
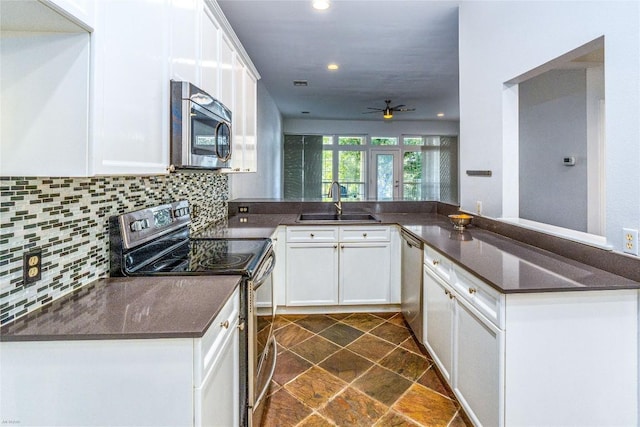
260,313 -> 473,427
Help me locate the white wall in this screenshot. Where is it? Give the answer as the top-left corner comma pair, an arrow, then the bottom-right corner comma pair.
229,82 -> 283,199
283,118 -> 459,137
458,1 -> 640,253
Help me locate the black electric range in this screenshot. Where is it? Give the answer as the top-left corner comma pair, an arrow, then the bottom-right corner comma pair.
108,201 -> 276,427
109,201 -> 271,277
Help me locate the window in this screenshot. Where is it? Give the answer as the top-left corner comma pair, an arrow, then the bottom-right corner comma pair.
283,133 -> 458,202
371,137 -> 398,146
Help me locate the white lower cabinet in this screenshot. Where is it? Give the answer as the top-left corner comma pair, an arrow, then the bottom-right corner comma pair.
286,243 -> 340,305
285,225 -> 396,307
454,297 -> 503,427
423,267 -> 454,383
194,288 -> 240,427
340,242 -> 391,304
423,244 -> 638,427
0,289 -> 240,427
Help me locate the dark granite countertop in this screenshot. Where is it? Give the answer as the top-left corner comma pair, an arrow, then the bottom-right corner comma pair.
0,276 -> 241,342
196,212 -> 640,294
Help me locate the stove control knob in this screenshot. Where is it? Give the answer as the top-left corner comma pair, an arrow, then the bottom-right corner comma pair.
129,219 -> 150,232
174,207 -> 190,218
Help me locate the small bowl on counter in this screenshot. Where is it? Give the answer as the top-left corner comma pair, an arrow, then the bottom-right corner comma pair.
448,213 -> 473,231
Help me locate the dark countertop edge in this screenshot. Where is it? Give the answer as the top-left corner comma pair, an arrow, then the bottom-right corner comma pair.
216,213 -> 640,294
0,331 -> 205,342
0,276 -> 242,342
396,224 -> 640,295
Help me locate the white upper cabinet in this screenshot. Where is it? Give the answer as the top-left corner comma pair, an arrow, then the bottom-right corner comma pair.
91,0 -> 171,175
0,0 -> 92,177
170,0 -> 200,85
1,0 -> 258,177
91,0 -> 259,175
200,5 -> 220,97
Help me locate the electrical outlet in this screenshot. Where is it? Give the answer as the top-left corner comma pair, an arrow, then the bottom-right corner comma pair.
623,228 -> 639,256
476,201 -> 483,216
238,206 -> 249,213
23,249 -> 42,284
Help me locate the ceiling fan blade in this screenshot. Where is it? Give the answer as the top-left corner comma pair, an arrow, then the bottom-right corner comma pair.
389,104 -> 405,110
396,108 -> 416,112
362,111 -> 380,114
366,107 -> 384,111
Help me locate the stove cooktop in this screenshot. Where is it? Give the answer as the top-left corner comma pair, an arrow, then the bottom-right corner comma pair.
125,238 -> 271,276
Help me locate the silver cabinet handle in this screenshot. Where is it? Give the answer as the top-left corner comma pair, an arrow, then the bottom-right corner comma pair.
469,288 -> 477,295
310,233 -> 315,238
237,322 -> 245,331
433,259 -> 440,266
220,320 -> 229,329
362,233 -> 367,237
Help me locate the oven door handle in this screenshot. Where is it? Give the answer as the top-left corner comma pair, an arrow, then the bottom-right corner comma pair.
254,335 -> 277,410
252,251 -> 275,290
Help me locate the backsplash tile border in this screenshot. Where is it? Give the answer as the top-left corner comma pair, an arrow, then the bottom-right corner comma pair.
0,173 -> 228,325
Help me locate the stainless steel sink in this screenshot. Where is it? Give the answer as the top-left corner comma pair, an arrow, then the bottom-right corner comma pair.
297,213 -> 379,222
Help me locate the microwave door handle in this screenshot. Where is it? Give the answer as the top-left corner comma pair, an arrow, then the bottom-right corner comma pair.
215,121 -> 231,162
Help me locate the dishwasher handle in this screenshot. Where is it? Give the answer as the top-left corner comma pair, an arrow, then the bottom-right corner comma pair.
400,230 -> 423,249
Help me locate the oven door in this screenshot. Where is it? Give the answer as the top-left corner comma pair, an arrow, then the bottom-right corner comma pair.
248,250 -> 276,427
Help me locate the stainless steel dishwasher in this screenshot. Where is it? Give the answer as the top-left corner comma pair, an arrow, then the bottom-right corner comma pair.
400,229 -> 424,343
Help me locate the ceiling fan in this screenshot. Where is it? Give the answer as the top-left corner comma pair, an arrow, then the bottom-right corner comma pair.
363,99 -> 415,119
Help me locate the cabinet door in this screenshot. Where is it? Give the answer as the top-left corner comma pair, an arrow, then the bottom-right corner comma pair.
195,317 -> 239,427
286,244 -> 339,306
423,266 -> 453,382
199,2 -> 220,96
170,0 -> 199,84
340,243 -> 391,304
229,54 -> 246,172
243,69 -> 258,173
92,0 -> 170,174
454,300 -> 504,427
218,35 -> 234,112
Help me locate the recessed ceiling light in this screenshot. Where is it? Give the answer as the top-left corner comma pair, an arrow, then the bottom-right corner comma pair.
327,63 -> 339,71
437,112 -> 445,117
301,111 -> 310,114
312,0 -> 330,10
293,80 -> 308,87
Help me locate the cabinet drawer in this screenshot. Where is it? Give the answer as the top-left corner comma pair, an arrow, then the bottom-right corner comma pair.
453,267 -> 504,329
423,245 -> 453,282
194,287 -> 240,385
340,226 -> 390,242
287,226 -> 338,243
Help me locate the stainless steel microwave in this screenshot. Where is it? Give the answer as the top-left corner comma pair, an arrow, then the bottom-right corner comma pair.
170,80 -> 232,170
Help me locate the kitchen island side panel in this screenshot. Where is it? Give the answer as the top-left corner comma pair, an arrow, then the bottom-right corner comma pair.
504,289 -> 638,427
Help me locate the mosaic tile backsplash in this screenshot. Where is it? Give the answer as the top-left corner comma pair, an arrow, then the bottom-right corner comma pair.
0,173 -> 228,325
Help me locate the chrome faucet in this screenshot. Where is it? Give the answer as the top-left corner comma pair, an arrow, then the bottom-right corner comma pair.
328,181 -> 342,216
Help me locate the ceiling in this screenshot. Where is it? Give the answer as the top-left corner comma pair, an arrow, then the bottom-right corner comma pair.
218,0 -> 460,121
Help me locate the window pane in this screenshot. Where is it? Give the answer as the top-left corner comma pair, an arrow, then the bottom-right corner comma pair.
323,135 -> 333,145
338,136 -> 364,145
403,151 -> 422,200
424,136 -> 440,146
371,137 -> 398,146
403,136 -> 423,146
376,154 -> 395,200
338,150 -> 365,200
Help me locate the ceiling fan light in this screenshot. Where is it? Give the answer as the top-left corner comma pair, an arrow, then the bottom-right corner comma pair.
383,108 -> 393,119
312,0 -> 330,10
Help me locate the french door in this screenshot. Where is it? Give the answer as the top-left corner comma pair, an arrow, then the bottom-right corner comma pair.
369,149 -> 400,200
